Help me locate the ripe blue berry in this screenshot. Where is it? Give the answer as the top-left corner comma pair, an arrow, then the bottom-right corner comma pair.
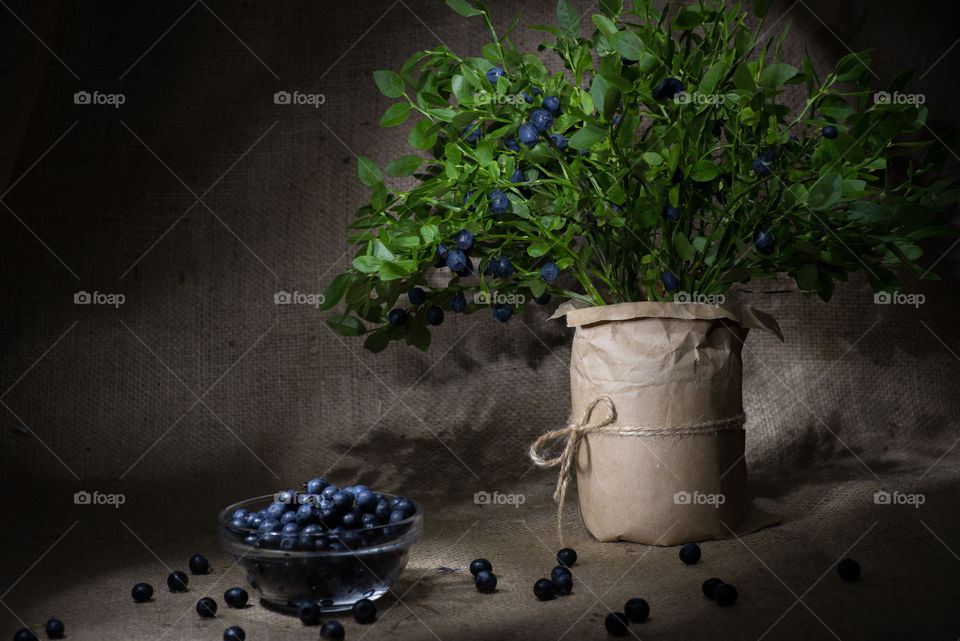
387,308 -> 408,327
503,135 -> 521,152
462,123 -> 481,144
518,122 -> 539,146
495,255 -> 514,278
752,159 -> 772,177
652,77 -> 683,101
224,626 -> 246,641
13,630 -> 37,641
822,125 -> 838,139
132,582 -> 153,602
450,294 -> 466,313
533,293 -> 551,305
510,168 -> 525,183
307,478 -> 328,495
353,597 -> 377,623
837,558 -> 861,582
530,109 -> 554,132
167,571 -> 189,592
455,229 -> 474,251
320,620 -> 345,640
355,490 -> 377,512
556,548 -> 577,567
196,597 -> 217,618
759,149 -> 777,162
551,565 -> 571,583
604,612 -> 629,636
714,583 -> 738,606
679,542 -> 701,565
754,228 -> 775,254
298,601 -> 320,625
624,598 -> 649,622
425,305 -> 444,325
488,189 -> 509,215
475,570 -> 498,593
485,67 -> 505,84
470,558 -> 493,576
44,618 -> 65,639
332,491 -> 354,513
493,303 -> 512,323
542,96 -> 560,113
446,248 -> 468,272
661,270 -> 680,292
322,485 -> 340,499
407,287 -> 425,305
621,56 -> 637,66
540,262 -> 559,282
702,578 -> 724,599
549,133 -> 568,150
189,553 -> 210,575
224,587 -> 249,608
553,572 -> 573,595
523,86 -> 542,103
533,578 -> 557,600
663,205 -> 681,221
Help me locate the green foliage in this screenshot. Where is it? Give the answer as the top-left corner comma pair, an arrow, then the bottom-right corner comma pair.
326,0 -> 957,350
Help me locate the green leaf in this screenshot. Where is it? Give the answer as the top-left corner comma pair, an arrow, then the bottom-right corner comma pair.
807,173 -> 842,210
352,255 -> 382,273
819,95 -> 852,121
557,0 -> 579,40
758,63 -> 798,89
385,155 -> 421,177
795,264 -> 819,291
642,151 -> 663,166
476,140 -> 494,167
753,0 -> 772,17
674,233 -> 695,260
527,242 -> 550,257
445,0 -> 483,17
698,59 -> 727,96
373,70 -> 404,98
379,261 -> 412,280
733,63 -> 754,91
610,30 -> 644,61
357,156 -> 383,188
363,331 -> 391,353
317,273 -> 350,310
380,102 -> 411,127
568,125 -> 607,150
592,14 -> 618,38
408,120 -> 438,150
690,159 -> 720,182
673,6 -> 703,30
327,313 -> 365,336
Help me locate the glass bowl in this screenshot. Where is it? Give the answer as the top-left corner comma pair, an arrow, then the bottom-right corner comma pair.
218,492 -> 423,612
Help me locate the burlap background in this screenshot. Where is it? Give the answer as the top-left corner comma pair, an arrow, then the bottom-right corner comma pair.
2,1 -> 959,639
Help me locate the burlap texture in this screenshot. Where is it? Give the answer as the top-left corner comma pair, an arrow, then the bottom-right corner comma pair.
1,1 -> 959,639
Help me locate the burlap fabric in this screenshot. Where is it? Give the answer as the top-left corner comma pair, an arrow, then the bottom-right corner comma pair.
1,1 -> 958,639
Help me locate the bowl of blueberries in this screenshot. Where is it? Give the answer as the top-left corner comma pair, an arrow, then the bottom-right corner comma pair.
218,477 -> 422,613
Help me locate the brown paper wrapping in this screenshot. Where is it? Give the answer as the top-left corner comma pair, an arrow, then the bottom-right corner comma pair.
546,301 -> 782,545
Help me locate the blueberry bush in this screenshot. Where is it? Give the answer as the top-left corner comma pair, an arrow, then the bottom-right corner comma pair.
322,0 -> 957,351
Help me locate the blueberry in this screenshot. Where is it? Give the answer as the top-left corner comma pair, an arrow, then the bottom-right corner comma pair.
258,518 -> 280,533
13,630 -> 37,641
44,618 -> 64,639
242,534 -> 259,546
245,514 -> 262,529
663,204 -> 680,221
361,513 -> 378,528
503,135 -> 521,152
493,303 -> 512,323
533,293 -> 551,304
488,189 -> 509,215
388,510 -> 407,524
533,578 -> 557,600
355,490 -> 377,513
624,598 -> 649,622
475,570 -> 498,593
463,123 -> 481,144
231,508 -> 249,521
167,571 -> 189,592
259,532 -> 281,548
332,491 -> 354,513
702,578 -> 724,599
280,511 -> 297,526
394,497 -> 415,517
341,508 -> 363,529
298,600 -> 321,625
759,149 -> 777,162
462,190 -> 477,210
556,547 -> 578,567
196,597 -> 218,618
530,109 -> 554,132
549,133 -> 568,150
714,583 -> 738,606
189,553 -> 211,575
613,114 -> 623,126
450,294 -> 467,313
518,122 -> 539,146
455,257 -> 474,277
455,229 -> 474,251
470,558 -> 493,576
277,489 -> 297,505
352,597 -> 377,623
446,248 -> 468,272
652,77 -> 683,101
752,159 -> 772,177
387,308 -> 408,327
224,626 -> 246,641
523,86 -> 542,103
551,565 -> 571,583
320,621 -> 345,640
407,287 -> 426,305
485,66 -> 505,84
132,582 -> 153,602
266,502 -> 286,520
621,56 -> 637,66
553,572 -> 573,595
374,499 -> 392,521
837,558 -> 861,582
540,262 -> 559,282
322,485 -> 340,499
510,168 -> 525,183
542,96 -> 560,113
282,522 -> 301,536
822,125 -> 838,139
679,542 -> 701,565
754,228 -> 775,254
224,587 -> 249,608
661,270 -> 680,292
495,255 -> 514,278
604,612 -> 629,636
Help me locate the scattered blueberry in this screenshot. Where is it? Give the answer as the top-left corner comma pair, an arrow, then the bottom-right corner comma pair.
661,270 -> 680,293
485,67 -> 505,84
624,598 -> 649,623
557,547 -> 578,567
298,601 -> 321,625
551,565 -> 571,583
530,109 -> 554,132
493,303 -> 512,323
754,228 -> 775,254
196,597 -> 218,618
455,229 -> 474,252
13,630 -> 37,641
320,620 -> 345,640
533,293 -> 551,305
44,619 -> 64,639
353,597 -> 377,623
714,583 -> 738,606
533,578 -> 557,600
475,570 -> 498,593
495,255 -> 514,278
652,77 -> 683,101
553,572 -> 573,595
470,558 -> 493,576
189,554 -> 210,575
167,571 -> 189,592
822,125 -> 838,139
752,159 -> 772,177
702,578 -> 724,600
518,122 -> 539,146
488,189 -> 509,215
503,135 -> 521,152
450,294 -> 467,313
663,204 -> 680,221
837,558 -> 861,582
224,587 -> 249,608
549,133 -> 568,150
542,96 -> 560,113
407,287 -> 425,305
540,262 -> 559,282
132,582 -> 153,602
679,543 -> 701,565
523,86 -> 543,103
604,612 -> 629,636
223,626 -> 246,641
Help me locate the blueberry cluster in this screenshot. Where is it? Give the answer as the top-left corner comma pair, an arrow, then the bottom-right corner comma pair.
702,577 -> 738,606
226,479 -> 417,551
605,597 -> 650,636
12,618 -> 65,641
533,548 -> 578,601
470,558 -> 498,593
298,598 -> 375,629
